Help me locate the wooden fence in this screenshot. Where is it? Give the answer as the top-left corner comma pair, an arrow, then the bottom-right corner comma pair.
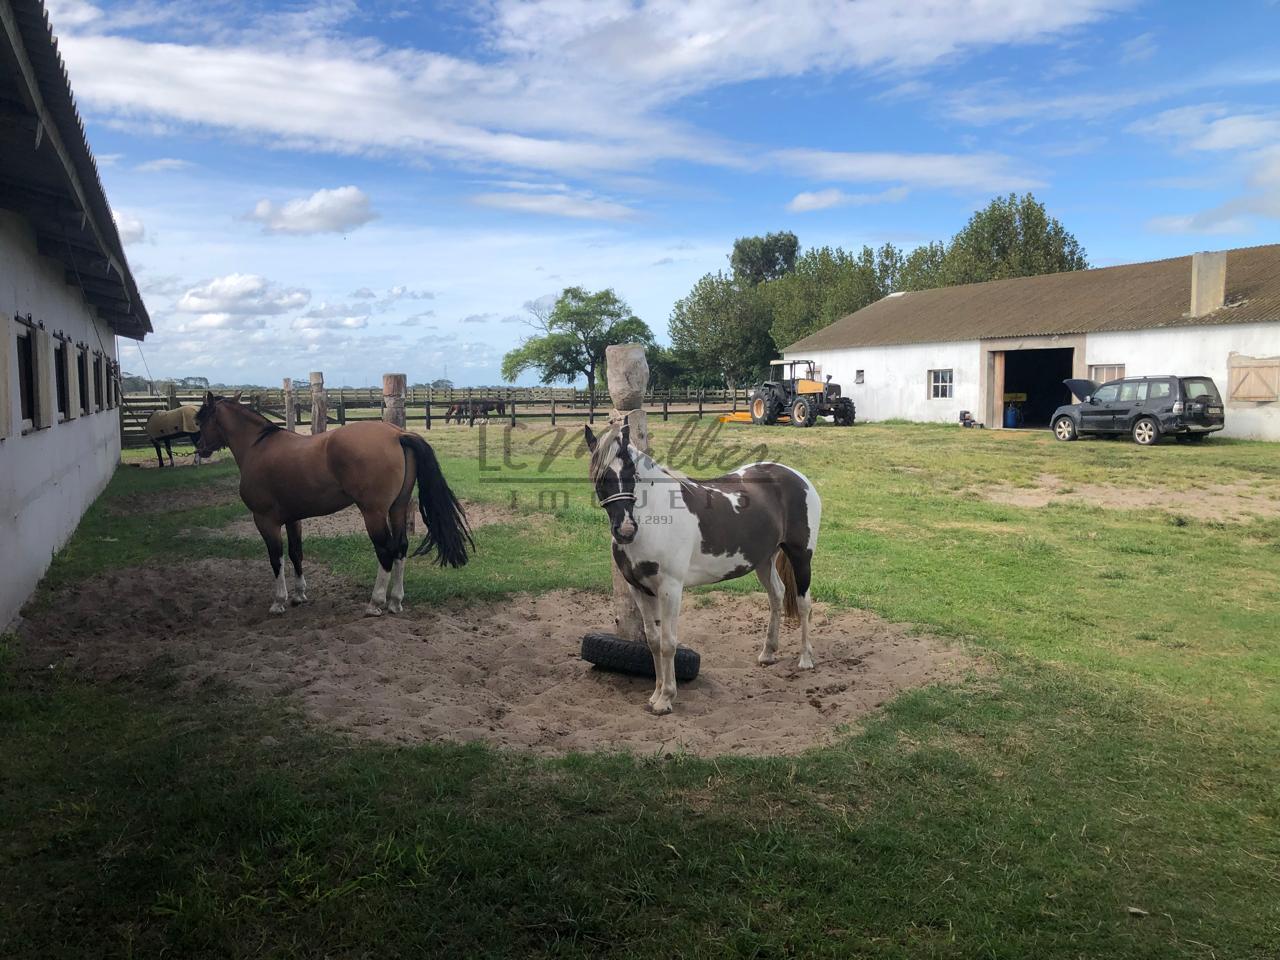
121,384 -> 752,448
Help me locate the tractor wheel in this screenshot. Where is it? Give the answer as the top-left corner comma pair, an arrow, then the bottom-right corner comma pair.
790,396 -> 817,428
750,393 -> 778,425
833,399 -> 856,426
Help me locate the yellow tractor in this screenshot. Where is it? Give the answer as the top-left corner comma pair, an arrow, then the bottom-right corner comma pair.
749,359 -> 855,427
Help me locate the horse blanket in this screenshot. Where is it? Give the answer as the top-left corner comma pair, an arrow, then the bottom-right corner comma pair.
145,405 -> 200,441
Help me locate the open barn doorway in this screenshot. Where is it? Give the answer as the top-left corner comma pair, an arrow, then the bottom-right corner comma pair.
1001,348 -> 1075,427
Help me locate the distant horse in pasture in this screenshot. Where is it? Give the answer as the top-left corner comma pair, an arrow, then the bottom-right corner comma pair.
145,405 -> 204,467
585,421 -> 821,715
194,392 -> 472,616
444,398 -> 506,426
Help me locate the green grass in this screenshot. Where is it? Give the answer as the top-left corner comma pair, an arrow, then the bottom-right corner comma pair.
3,420 -> 1279,958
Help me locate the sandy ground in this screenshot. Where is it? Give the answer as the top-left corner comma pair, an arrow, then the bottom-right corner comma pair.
21,559 -> 977,757
981,473 -> 1280,521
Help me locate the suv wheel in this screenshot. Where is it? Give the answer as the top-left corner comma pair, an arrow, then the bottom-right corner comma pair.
1053,416 -> 1077,441
1132,416 -> 1159,446
790,396 -> 817,427
750,393 -> 777,425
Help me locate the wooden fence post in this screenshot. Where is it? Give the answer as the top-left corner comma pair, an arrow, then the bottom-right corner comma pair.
697,390 -> 704,419
337,394 -> 346,425
283,377 -> 296,431
383,373 -> 407,428
509,398 -> 516,427
663,395 -> 669,422
310,371 -> 327,433
424,400 -> 432,430
551,398 -> 557,426
605,345 -> 650,644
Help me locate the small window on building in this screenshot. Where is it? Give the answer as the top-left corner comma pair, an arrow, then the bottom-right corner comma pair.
17,326 -> 35,430
78,348 -> 90,415
855,369 -> 865,385
1089,364 -> 1125,384
929,368 -> 953,399
1227,355 -> 1279,402
93,354 -> 104,411
55,341 -> 68,419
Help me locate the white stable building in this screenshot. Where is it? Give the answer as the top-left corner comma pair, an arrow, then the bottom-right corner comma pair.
0,0 -> 151,628
784,244 -> 1280,440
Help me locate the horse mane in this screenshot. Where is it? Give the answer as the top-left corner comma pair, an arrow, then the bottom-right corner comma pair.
588,424 -> 624,483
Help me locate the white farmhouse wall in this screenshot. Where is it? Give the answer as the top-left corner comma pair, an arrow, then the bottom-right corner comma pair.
1088,323 -> 1280,440
788,340 -> 982,423
0,209 -> 120,628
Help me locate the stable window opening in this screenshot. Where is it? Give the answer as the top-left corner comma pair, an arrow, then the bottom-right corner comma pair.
929,368 -> 953,399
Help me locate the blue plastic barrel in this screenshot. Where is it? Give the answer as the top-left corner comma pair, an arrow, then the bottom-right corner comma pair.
1003,405 -> 1022,428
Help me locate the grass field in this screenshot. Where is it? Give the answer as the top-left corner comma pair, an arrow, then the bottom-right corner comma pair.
4,420 -> 1279,958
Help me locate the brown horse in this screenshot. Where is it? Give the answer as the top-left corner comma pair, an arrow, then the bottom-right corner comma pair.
194,392 -> 471,616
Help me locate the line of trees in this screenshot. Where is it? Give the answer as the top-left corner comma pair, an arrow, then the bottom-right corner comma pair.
500,193 -> 1089,393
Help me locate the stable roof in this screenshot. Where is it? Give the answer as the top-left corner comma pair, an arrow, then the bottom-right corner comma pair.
784,243 -> 1280,353
0,0 -> 150,338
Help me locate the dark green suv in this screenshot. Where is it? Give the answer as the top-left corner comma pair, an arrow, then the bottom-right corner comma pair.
1052,376 -> 1225,445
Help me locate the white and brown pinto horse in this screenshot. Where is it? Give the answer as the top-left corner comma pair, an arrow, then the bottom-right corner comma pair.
194,392 -> 471,616
585,422 -> 821,715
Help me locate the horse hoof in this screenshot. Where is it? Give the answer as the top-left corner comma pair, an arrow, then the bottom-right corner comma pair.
364,604 -> 384,617
798,655 -> 815,670
387,600 -> 403,614
269,603 -> 287,615
648,699 -> 673,716
290,596 -> 308,606
757,653 -> 780,666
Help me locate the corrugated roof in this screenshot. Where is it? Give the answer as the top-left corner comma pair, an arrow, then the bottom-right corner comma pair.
0,0 -> 150,338
784,243 -> 1280,353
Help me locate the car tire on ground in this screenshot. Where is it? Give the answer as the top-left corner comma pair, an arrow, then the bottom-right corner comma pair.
790,396 -> 817,428
750,394 -> 778,425
1132,416 -> 1160,446
1053,416 -> 1078,441
580,632 -> 700,682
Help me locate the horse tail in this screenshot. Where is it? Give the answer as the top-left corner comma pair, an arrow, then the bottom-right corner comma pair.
776,549 -> 800,623
399,434 -> 473,567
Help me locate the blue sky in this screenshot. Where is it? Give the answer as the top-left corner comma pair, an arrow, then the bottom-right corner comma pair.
48,0 -> 1280,387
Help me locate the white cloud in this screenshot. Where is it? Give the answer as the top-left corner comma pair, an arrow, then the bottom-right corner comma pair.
112,208 -> 146,244
350,287 -> 377,299
461,313 -> 496,324
1119,32 -> 1157,64
472,191 -> 637,220
291,314 -> 369,330
45,0 -> 101,28
54,1 -> 1129,179
135,157 -> 192,173
244,185 -> 378,235
774,150 -> 1039,192
176,273 -> 310,316
1129,105 -> 1280,152
786,185 -> 910,212
1146,214 -> 1252,235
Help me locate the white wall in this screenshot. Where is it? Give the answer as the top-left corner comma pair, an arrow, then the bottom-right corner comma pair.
0,209 -> 120,629
786,340 -> 981,423
1088,323 -> 1280,440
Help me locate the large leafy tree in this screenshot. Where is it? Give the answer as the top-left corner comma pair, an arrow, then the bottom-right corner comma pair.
765,245 -> 896,350
938,193 -> 1088,286
501,286 -> 653,395
730,231 -> 800,286
669,272 -> 775,388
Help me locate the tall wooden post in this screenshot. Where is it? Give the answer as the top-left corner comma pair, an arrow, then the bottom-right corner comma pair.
283,377 -> 296,431
165,381 -> 178,410
605,344 -> 650,644
310,371 -> 327,433
383,373 -> 407,428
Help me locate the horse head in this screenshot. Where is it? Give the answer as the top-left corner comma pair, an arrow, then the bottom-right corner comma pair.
585,422 -> 638,544
195,390 -> 241,458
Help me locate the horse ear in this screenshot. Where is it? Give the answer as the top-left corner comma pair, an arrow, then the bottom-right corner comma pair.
232,390 -> 242,402
583,424 -> 597,453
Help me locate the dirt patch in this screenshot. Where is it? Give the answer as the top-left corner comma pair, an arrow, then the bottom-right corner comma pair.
213,499 -> 532,540
110,475 -> 241,515
981,473 -> 1280,522
19,560 -> 979,757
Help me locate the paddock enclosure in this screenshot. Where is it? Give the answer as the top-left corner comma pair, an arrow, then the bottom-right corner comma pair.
6,421 -> 1279,957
